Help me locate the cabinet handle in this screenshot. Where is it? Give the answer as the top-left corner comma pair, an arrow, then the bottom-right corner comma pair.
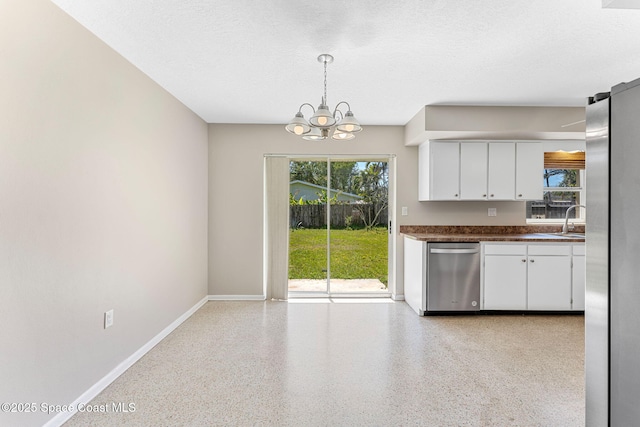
521,259 -> 526,263
482,194 -> 487,197
518,194 -> 523,197
490,194 -> 494,197
530,259 -> 535,263
454,194 -> 458,197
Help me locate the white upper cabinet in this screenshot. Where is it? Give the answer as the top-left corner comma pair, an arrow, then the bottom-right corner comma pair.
419,140 -> 543,201
419,141 -> 460,200
431,142 -> 461,200
487,143 -> 516,200
515,142 -> 543,200
460,142 -> 488,200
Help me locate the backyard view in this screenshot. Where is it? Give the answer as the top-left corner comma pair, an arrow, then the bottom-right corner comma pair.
527,168 -> 582,219
288,160 -> 389,294
289,228 -> 388,283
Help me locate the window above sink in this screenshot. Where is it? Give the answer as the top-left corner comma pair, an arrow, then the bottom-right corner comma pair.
526,149 -> 586,224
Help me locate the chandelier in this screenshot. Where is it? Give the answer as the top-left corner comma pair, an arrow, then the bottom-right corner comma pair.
285,54 -> 362,141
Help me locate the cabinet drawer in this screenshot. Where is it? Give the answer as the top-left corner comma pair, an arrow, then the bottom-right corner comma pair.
573,245 -> 586,256
483,244 -> 526,255
528,245 -> 571,256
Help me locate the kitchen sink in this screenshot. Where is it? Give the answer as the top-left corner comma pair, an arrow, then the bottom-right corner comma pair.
542,232 -> 586,239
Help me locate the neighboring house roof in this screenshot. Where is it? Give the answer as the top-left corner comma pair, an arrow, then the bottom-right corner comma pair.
290,180 -> 363,201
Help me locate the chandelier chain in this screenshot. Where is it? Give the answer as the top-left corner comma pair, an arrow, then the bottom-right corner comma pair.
323,59 -> 328,106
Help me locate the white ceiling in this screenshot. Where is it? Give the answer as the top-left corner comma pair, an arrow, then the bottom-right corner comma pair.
50,0 -> 640,126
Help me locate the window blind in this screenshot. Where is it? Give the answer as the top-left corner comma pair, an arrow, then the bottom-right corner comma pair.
544,151 -> 585,169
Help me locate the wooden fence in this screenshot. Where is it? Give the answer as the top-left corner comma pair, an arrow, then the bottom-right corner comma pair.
290,203 -> 388,229
526,199 -> 578,219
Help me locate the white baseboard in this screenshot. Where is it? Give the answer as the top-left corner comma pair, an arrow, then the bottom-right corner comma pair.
392,294 -> 405,301
208,294 -> 266,301
44,295 -> 208,427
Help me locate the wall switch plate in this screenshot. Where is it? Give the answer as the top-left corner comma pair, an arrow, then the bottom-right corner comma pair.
488,208 -> 497,217
401,207 -> 408,216
104,309 -> 114,329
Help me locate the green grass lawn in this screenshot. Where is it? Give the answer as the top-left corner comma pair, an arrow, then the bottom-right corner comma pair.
289,227 -> 388,285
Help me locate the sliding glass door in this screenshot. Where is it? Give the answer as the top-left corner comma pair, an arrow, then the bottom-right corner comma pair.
288,160 -> 330,293
288,158 -> 390,296
329,160 -> 388,294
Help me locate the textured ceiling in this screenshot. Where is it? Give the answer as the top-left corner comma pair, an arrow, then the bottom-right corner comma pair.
50,0 -> 640,125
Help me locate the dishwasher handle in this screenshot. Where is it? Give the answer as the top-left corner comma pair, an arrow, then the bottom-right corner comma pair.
429,248 -> 479,254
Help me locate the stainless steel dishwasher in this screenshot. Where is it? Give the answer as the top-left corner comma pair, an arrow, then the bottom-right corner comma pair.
426,242 -> 480,313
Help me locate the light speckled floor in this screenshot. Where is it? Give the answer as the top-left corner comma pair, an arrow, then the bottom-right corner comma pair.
64,301 -> 585,426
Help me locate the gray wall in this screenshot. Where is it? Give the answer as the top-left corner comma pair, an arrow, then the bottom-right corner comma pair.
208,124 -> 527,298
0,1 -> 208,426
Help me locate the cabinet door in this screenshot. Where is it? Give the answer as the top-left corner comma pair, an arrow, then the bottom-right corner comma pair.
515,143 -> 543,200
418,143 -> 430,201
487,143 -> 516,200
484,255 -> 527,310
572,255 -> 585,311
460,142 -> 488,200
527,255 -> 572,310
430,142 -> 460,200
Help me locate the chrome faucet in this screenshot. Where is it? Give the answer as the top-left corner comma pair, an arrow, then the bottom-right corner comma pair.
563,204 -> 586,234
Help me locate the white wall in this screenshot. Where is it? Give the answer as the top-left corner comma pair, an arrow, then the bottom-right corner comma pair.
0,1 -> 208,426
208,124 -> 529,298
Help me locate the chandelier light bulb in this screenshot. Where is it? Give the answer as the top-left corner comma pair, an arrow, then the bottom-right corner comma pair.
285,111 -> 311,135
317,116 -> 328,126
332,129 -> 355,141
302,127 -> 327,141
336,110 -> 362,134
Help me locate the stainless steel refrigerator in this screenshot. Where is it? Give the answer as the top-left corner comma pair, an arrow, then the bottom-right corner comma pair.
586,77 -> 640,426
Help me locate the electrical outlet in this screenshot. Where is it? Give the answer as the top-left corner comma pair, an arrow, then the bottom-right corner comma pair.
104,309 -> 114,329
401,206 -> 408,216
488,208 -> 497,217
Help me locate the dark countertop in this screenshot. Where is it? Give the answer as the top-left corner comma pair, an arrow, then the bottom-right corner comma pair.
402,232 -> 585,242
400,225 -> 585,243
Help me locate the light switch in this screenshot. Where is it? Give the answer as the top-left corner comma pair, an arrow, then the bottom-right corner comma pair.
488,208 -> 497,217
401,207 -> 408,216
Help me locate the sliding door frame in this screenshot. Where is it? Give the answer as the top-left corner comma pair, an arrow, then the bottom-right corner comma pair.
268,154 -> 396,298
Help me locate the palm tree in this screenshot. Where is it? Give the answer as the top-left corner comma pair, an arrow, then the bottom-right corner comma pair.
353,162 -> 389,230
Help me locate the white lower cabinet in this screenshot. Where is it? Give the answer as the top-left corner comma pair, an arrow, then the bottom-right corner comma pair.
572,245 -> 586,311
404,237 -> 426,315
483,243 -> 582,311
484,254 -> 527,310
527,254 -> 571,310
